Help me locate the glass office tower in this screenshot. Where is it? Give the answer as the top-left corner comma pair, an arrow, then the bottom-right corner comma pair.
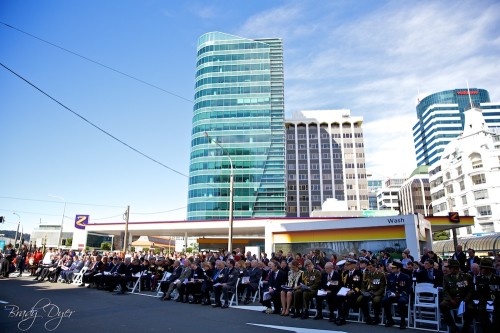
413,88 -> 500,166
187,32 -> 286,221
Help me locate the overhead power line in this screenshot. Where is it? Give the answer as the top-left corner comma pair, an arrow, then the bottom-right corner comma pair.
131,206 -> 186,215
0,62 -> 190,179
0,195 -> 126,208
0,21 -> 194,104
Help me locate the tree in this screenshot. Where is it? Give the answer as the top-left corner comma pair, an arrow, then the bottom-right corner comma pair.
101,242 -> 111,251
433,231 -> 450,241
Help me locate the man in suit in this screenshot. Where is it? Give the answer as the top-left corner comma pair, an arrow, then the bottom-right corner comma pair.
382,260 -> 411,329
175,259 -> 194,302
80,255 -> 104,287
116,258 -> 141,294
336,258 -> 363,326
213,259 -> 238,308
205,260 -> 227,306
314,261 -> 342,322
160,260 -> 182,300
242,260 -> 262,304
261,260 -> 286,314
416,259 -> 443,288
452,245 -> 467,272
465,248 -> 481,273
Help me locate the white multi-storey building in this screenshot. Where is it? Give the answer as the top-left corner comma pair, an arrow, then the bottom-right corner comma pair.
376,177 -> 405,211
428,106 -> 500,235
285,110 -> 368,217
399,166 -> 432,215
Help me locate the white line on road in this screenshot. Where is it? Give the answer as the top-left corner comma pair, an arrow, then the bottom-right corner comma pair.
247,323 -> 347,333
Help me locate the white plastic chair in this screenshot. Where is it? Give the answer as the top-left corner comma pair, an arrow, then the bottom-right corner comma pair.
155,271 -> 171,298
71,266 -> 88,285
413,283 -> 440,331
228,278 -> 241,306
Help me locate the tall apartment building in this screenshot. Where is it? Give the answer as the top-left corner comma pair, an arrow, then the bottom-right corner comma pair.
285,110 -> 368,217
399,166 -> 432,215
428,106 -> 500,235
413,88 -> 500,167
187,32 -> 286,221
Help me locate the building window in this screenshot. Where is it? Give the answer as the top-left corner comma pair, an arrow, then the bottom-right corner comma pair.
321,133 -> 328,139
461,195 -> 467,205
288,174 -> 296,180
311,184 -> 320,191
287,164 -> 295,170
471,174 -> 486,185
300,206 -> 309,212
477,205 -> 492,216
288,206 -> 296,213
324,184 -> 332,191
312,195 -> 320,201
446,184 -> 454,194
287,134 -> 295,140
287,154 -> 296,160
459,180 -> 465,191
298,134 -> 306,139
299,164 -> 307,170
311,174 -> 320,180
298,154 -> 307,160
299,174 -> 308,180
309,143 -> 317,149
287,144 -> 295,149
288,185 -> 296,191
457,166 -> 463,176
322,153 -> 330,159
474,189 -> 488,200
322,173 -> 331,180
322,163 -> 331,170
311,153 -> 319,159
298,144 -> 306,149
299,184 -> 308,191
311,163 -> 319,170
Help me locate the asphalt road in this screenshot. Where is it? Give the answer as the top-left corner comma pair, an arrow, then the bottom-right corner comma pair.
1,274 -> 420,333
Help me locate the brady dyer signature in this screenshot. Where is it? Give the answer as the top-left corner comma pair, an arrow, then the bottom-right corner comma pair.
5,298 -> 75,331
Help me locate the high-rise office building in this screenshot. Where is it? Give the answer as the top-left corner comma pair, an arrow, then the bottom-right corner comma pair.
413,88 -> 500,167
285,110 -> 368,217
187,32 -> 286,221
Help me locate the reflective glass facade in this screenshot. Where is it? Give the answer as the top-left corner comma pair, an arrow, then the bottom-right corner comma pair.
413,88 -> 500,166
187,32 -> 286,221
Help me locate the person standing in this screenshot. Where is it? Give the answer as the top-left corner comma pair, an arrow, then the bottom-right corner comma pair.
16,244 -> 28,277
452,245 -> 467,272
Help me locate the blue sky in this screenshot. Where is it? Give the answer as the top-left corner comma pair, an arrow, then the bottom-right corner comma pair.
1,0 -> 499,233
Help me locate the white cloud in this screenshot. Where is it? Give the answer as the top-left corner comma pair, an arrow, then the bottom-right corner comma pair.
237,1 -> 500,177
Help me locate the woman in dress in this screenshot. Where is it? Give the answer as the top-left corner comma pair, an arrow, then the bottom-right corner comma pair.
280,260 -> 303,316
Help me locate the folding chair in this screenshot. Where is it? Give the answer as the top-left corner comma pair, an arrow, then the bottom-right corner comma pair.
130,271 -> 147,294
413,283 -> 440,331
71,266 -> 88,285
155,271 -> 171,298
251,277 -> 262,303
228,278 -> 240,307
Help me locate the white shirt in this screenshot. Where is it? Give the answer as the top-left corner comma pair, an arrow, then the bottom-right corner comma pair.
42,251 -> 53,265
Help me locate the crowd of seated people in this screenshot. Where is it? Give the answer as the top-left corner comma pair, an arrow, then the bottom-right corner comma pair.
3,244 -> 500,331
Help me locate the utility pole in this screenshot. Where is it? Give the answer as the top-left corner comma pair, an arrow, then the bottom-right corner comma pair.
13,213 -> 20,248
122,205 -> 130,254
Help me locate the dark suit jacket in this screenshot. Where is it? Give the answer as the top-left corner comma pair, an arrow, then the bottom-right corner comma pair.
168,265 -> 183,282
319,270 -> 342,295
452,251 -> 467,272
416,268 -> 443,288
267,269 -> 287,293
465,256 -> 480,272
386,272 -> 411,296
223,267 -> 239,288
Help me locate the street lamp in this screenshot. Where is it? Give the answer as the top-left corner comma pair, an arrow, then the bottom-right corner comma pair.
204,132 -> 234,252
49,195 -> 66,250
13,212 -> 20,248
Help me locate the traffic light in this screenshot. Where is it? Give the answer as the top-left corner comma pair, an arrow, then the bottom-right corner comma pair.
0,216 -> 4,223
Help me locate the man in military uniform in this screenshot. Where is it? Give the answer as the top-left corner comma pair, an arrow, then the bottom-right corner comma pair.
357,259 -> 387,325
463,258 -> 499,333
336,258 -> 363,326
292,259 -> 321,319
313,262 -> 342,322
439,259 -> 472,333
382,260 -> 411,329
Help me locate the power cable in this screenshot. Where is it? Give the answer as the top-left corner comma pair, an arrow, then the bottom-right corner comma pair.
0,62 -> 190,179
0,195 -> 126,208
0,21 -> 194,104
131,206 -> 186,215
